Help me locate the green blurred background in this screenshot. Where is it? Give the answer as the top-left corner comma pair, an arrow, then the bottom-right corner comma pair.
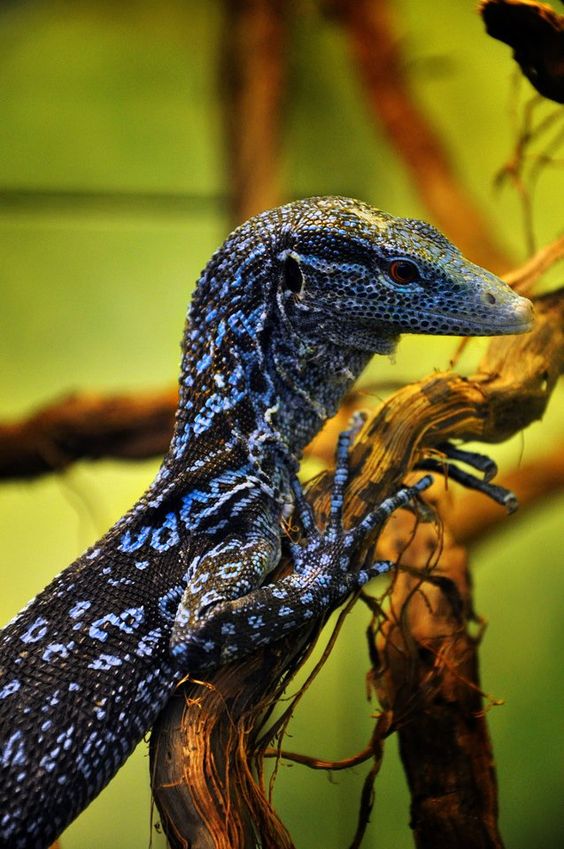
0,1 -> 562,847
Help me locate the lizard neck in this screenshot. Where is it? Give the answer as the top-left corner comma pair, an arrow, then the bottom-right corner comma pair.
265,330 -> 372,457
167,266 -> 372,478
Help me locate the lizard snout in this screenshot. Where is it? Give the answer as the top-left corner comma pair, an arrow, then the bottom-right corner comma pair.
509,296 -> 535,331
481,285 -> 535,333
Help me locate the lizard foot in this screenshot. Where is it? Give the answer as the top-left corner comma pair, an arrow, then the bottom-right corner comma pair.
288,422 -> 433,596
169,424 -> 432,672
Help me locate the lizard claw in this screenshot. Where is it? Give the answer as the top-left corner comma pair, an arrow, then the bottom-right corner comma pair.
417,442 -> 518,512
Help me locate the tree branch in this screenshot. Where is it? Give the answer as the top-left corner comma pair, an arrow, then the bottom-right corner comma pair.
366,504 -> 504,849
0,389 -> 177,480
220,0 -> 287,224
503,234 -> 564,293
480,0 -> 564,104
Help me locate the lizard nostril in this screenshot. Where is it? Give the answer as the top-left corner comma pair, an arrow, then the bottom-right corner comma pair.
485,292 -> 496,305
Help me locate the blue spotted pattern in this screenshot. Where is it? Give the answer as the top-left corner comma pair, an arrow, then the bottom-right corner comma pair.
0,197 -> 533,848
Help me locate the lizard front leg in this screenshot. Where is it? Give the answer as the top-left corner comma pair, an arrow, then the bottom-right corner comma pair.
170,529 -> 283,669
170,426 -> 432,672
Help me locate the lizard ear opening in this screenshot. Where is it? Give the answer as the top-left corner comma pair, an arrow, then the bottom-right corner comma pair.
281,252 -> 305,296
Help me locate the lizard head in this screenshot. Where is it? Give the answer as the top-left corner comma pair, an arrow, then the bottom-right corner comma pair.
275,196 -> 534,354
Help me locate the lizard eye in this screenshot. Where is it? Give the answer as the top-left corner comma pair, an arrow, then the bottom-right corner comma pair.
281,252 -> 305,296
387,259 -> 419,286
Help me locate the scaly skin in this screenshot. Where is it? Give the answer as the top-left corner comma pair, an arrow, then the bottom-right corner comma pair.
0,197 -> 533,848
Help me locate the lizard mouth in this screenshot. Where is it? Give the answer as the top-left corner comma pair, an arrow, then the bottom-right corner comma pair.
494,317 -> 535,334
425,299 -> 534,336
